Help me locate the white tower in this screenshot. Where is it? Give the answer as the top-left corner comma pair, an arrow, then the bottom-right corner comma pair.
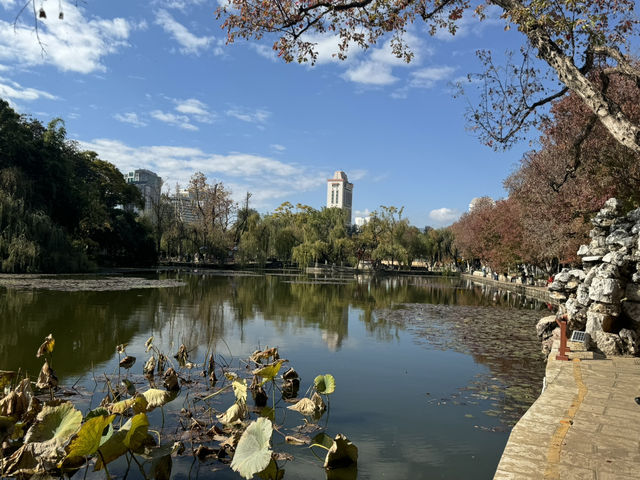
326,171 -> 353,226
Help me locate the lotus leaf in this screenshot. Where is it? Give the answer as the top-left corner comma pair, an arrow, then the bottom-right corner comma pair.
36,334 -> 55,358
217,402 -> 247,425
314,374 -> 336,395
24,403 -> 82,446
257,458 -> 285,480
142,388 -> 176,411
94,413 -> 149,470
3,403 -> 83,475
108,395 -> 148,415
232,378 -> 248,403
143,356 -> 156,375
62,414 -> 115,466
35,360 -> 58,390
324,434 -> 358,469
253,360 -> 284,384
287,393 -> 325,416
230,417 -> 273,479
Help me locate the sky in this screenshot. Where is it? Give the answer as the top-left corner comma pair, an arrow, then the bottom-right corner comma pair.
0,0 -> 538,228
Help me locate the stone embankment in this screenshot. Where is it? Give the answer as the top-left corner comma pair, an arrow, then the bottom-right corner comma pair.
495,353 -> 640,479
497,198 -> 640,479
461,273 -> 555,304
537,198 -> 640,356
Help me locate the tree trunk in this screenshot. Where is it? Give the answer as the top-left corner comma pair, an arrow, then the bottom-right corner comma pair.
493,0 -> 640,154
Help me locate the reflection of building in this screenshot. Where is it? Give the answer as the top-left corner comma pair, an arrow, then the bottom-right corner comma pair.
171,189 -> 198,225
326,170 -> 353,226
125,169 -> 162,215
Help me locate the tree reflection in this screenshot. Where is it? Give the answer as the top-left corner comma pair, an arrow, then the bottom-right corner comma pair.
0,273 -> 546,383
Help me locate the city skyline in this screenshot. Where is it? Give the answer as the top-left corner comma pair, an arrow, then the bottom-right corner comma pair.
0,0 -> 535,228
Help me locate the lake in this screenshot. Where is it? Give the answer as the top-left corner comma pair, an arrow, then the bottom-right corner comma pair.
0,272 -> 548,479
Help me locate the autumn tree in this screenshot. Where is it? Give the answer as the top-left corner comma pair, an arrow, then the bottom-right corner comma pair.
188,172 -> 235,262
218,0 -> 640,154
504,72 -> 640,268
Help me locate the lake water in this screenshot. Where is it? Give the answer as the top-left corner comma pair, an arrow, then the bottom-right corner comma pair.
0,272 -> 548,479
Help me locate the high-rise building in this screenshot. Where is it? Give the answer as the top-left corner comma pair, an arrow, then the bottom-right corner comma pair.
170,188 -> 198,225
326,171 -> 353,226
125,169 -> 162,216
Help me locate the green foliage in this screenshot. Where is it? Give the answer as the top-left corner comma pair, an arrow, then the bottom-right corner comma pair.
230,417 -> 273,479
0,100 -> 156,272
314,374 -> 336,395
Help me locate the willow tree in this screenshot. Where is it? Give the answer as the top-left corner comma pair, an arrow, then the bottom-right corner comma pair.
217,0 -> 639,153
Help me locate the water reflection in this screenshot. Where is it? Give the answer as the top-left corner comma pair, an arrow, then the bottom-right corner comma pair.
0,272 -> 548,479
0,274 -> 546,379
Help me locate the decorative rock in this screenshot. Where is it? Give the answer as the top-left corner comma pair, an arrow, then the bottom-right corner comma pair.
568,269 -> 586,281
602,251 -> 628,267
594,331 -> 623,356
606,229 -> 636,249
592,198 -> 621,228
576,285 -> 590,306
554,269 -> 571,284
536,315 -> 558,338
549,291 -> 567,302
618,328 -> 638,355
577,245 -> 589,256
622,301 -> 640,328
588,277 -> 623,304
588,301 -> 621,316
593,263 -> 620,279
582,256 -> 603,263
626,283 -> 640,302
627,207 -> 640,223
541,327 -> 560,356
586,310 -> 616,335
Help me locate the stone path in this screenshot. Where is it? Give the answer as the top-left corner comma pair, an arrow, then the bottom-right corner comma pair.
494,354 -> 640,479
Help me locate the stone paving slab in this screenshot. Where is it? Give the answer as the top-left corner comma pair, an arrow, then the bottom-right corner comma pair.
494,354 -> 640,479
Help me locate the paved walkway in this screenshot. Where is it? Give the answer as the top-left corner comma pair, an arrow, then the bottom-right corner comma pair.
494,353 -> 640,479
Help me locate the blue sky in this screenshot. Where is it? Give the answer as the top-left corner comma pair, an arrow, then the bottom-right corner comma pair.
0,0 -> 535,228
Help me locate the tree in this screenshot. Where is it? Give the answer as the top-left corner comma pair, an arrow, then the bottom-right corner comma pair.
188,172 -> 235,262
217,0 -> 640,154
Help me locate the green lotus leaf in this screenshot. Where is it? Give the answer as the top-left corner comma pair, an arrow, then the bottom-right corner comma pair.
94,413 -> 149,471
62,414 -> 115,467
230,417 -> 273,480
253,360 -> 284,384
24,403 -> 82,447
314,374 -> 336,395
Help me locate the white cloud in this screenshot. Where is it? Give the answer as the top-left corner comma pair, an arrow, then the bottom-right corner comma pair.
270,144 -> 286,152
226,108 -> 270,124
0,0 -> 17,9
78,138 -> 325,207
174,98 -> 215,123
348,169 -> 367,181
341,33 -> 428,86
429,207 -> 461,224
150,110 -> 198,130
0,1 -> 131,73
114,112 -> 147,127
343,61 -> 398,86
155,9 -> 215,55
0,77 -> 57,101
409,66 -> 456,88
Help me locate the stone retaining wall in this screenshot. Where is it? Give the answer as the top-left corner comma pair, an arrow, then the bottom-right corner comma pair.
537,198 -> 640,357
